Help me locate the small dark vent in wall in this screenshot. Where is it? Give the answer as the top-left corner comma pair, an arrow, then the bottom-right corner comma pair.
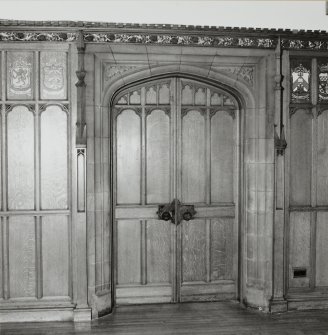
293,268 -> 307,278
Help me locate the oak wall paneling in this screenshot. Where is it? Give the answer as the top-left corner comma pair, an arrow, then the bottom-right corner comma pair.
0,45 -> 76,319
287,57 -> 328,303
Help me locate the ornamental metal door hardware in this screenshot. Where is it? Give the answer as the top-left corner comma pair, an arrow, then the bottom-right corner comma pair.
157,199 -> 196,225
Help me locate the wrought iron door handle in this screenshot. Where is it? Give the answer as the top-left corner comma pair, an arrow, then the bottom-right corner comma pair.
157,199 -> 196,225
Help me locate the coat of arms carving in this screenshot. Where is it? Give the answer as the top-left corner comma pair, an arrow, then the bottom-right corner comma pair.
43,63 -> 64,91
40,52 -> 67,99
8,54 -> 33,98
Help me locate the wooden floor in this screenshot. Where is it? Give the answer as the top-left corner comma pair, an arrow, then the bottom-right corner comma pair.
2,302 -> 328,334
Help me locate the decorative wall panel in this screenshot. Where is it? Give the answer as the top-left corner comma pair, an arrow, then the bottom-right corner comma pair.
318,60 -> 328,103
7,106 -> 35,210
40,52 -> 67,100
316,212 -> 328,287
289,212 -> 311,288
42,215 -> 69,297
290,109 -> 312,206
41,105 -> 68,209
7,52 -> 33,100
317,110 -> 328,205
8,216 -> 36,298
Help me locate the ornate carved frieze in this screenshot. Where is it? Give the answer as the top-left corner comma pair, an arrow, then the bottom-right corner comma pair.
214,66 -> 254,86
281,38 -> 328,51
84,33 -> 276,49
0,32 -> 77,42
103,64 -> 139,82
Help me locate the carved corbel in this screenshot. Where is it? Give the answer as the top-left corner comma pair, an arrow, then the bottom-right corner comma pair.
274,124 -> 287,156
76,30 -> 87,145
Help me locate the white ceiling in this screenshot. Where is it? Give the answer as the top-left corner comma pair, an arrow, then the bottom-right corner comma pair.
0,0 -> 327,31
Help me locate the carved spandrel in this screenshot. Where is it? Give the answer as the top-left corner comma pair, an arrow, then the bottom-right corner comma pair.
181,107 -> 206,118
114,107 -> 142,118
145,106 -> 170,117
210,108 -> 235,120
289,106 -> 314,118
103,64 -> 139,83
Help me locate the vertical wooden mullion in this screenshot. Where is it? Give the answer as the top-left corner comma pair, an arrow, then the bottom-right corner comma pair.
176,78 -> 182,302
140,88 -> 147,286
283,52 -> 291,296
2,52 -> 7,213
205,88 -> 211,283
141,220 -> 147,285
1,51 -> 9,300
206,219 -> 211,283
112,108 -> 118,303
310,58 -> 318,290
206,88 -> 211,205
35,51 -> 42,299
169,79 -> 176,303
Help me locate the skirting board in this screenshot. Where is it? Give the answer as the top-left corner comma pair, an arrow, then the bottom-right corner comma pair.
0,308 -> 92,323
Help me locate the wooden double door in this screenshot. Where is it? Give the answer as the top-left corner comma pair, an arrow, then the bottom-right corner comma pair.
113,77 -> 239,304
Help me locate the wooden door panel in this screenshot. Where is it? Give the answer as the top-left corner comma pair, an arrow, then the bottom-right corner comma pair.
146,220 -> 172,283
210,111 -> 234,203
146,110 -> 170,204
210,218 -> 234,281
181,219 -> 207,283
116,109 -> 141,205
181,110 -> 206,203
115,78 -> 238,304
117,220 -> 142,285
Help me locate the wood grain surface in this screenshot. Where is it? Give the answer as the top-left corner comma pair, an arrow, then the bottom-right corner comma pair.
2,302 -> 328,334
